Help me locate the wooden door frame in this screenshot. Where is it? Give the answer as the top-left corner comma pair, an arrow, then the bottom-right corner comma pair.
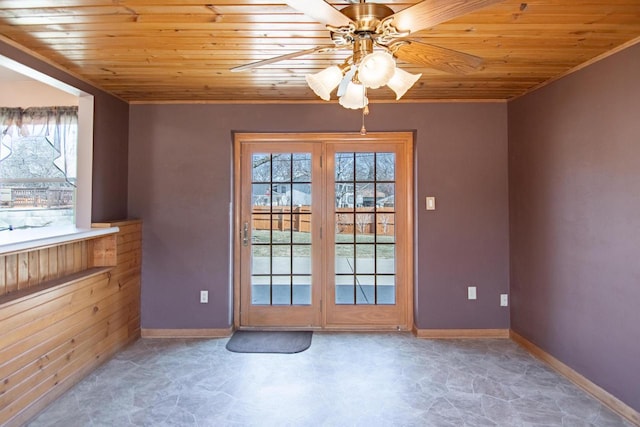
233,132 -> 414,330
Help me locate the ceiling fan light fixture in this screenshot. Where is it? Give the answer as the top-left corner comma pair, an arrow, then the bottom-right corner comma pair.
357,51 -> 396,89
387,67 -> 422,100
339,81 -> 368,109
234,0 -> 492,114
305,65 -> 344,101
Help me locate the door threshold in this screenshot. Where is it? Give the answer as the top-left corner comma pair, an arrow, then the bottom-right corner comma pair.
236,325 -> 410,332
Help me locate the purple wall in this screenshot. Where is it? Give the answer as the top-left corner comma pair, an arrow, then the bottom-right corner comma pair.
128,102 -> 509,330
91,94 -> 129,222
508,43 -> 640,411
0,41 -> 129,221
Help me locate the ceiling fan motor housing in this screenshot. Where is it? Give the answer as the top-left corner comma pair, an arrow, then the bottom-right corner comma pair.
341,3 -> 395,33
330,3 -> 398,61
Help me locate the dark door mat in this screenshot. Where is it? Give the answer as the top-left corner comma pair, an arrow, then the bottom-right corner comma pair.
226,330 -> 312,354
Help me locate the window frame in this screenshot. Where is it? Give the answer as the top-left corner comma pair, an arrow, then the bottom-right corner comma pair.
0,54 -> 96,253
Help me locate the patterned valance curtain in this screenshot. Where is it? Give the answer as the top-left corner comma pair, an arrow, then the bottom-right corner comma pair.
0,106 -> 78,183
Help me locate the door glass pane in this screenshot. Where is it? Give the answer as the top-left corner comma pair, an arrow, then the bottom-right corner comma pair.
272,153 -> 291,182
251,246 -> 270,274
355,152 -> 375,181
376,153 -> 395,181
335,152 -> 354,182
292,183 -> 311,207
355,213 -> 374,242
355,275 -> 375,304
336,213 -> 354,243
292,214 -> 311,243
333,152 -> 397,306
355,183 -> 375,211
356,244 -> 375,274
272,245 -> 291,275
273,184 -> 291,211
272,276 -> 291,305
292,276 -> 311,305
335,183 -> 355,210
335,275 -> 354,304
376,183 -> 395,210
292,153 -> 311,182
252,154 -> 270,182
251,214 -> 270,243
377,213 -> 395,243
377,275 -> 396,304
292,245 -> 311,274
252,183 -> 271,209
335,244 -> 354,274
250,151 -> 312,306
251,276 -> 270,304
376,245 -> 395,274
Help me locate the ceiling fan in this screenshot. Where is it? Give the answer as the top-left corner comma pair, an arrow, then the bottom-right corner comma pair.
231,0 -> 502,108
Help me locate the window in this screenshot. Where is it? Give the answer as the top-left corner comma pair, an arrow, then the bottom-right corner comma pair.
0,54 -> 94,249
1,106 -> 78,230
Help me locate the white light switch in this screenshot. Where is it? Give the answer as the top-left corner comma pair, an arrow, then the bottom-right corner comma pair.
426,196 -> 436,211
468,286 -> 477,300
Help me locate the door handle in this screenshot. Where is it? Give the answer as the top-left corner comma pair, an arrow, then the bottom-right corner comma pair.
242,222 -> 249,246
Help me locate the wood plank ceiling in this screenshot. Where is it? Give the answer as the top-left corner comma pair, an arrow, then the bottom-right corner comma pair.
1,0 -> 639,103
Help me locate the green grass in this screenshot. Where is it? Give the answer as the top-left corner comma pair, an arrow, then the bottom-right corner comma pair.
251,230 -> 395,258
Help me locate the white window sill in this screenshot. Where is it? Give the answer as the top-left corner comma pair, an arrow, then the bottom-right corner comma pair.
0,225 -> 119,255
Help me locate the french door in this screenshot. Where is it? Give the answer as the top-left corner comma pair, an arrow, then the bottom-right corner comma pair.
234,133 -> 413,330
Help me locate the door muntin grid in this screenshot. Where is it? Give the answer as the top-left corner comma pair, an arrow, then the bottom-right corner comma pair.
251,153 -> 312,305
334,152 -> 396,305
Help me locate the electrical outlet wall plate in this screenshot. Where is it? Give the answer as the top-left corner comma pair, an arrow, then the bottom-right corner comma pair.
500,294 -> 508,306
200,290 -> 209,303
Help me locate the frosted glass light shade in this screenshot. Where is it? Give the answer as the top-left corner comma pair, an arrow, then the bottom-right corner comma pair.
357,51 -> 396,89
387,67 -> 422,100
339,81 -> 368,109
305,65 -> 344,101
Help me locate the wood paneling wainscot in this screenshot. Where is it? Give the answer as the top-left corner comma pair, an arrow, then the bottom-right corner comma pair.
0,220 -> 141,427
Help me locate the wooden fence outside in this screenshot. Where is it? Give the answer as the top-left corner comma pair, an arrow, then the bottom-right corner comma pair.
252,206 -> 312,233
251,206 -> 395,236
0,187 -> 74,209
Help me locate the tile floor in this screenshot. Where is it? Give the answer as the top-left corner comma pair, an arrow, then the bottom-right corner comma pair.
28,333 -> 633,427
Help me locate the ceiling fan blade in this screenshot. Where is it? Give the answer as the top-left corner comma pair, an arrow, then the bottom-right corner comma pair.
230,46 -> 336,72
390,0 -> 502,34
392,40 -> 484,75
285,0 -> 352,27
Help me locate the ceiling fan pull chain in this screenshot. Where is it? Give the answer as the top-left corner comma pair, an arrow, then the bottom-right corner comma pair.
360,86 -> 369,135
